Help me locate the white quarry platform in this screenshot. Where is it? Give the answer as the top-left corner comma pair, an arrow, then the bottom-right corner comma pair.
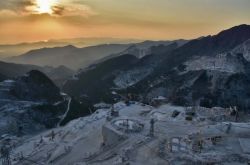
3,102 -> 250,165
239,138 -> 250,154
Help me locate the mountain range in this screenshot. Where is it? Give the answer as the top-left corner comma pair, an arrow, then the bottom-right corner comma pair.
63,24 -> 250,110
5,40 -> 188,70
0,37 -> 141,59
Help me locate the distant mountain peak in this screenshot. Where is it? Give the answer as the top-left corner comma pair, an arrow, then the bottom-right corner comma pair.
216,24 -> 250,36
177,24 -> 250,56
64,45 -> 77,49
213,24 -> 250,51
11,70 -> 62,102
26,70 -> 55,86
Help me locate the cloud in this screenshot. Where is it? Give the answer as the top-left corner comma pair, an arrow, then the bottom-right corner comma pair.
0,0 -> 34,12
62,4 -> 97,17
0,0 -> 96,17
52,6 -> 65,16
0,9 -> 19,17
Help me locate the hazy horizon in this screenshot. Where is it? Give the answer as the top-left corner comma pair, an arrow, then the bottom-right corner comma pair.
0,24 -> 249,45
0,0 -> 250,44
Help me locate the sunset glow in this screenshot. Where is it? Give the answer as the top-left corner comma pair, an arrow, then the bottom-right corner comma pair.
0,0 -> 249,44
35,0 -> 58,14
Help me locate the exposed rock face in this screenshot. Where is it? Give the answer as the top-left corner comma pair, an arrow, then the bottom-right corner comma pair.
114,67 -> 153,89
232,39 -> 250,61
184,53 -> 246,74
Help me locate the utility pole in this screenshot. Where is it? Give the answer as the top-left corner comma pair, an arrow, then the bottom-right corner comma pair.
111,104 -> 115,116
110,104 -> 119,117
126,119 -> 129,133
149,119 -> 155,137
234,106 -> 239,122
226,123 -> 232,134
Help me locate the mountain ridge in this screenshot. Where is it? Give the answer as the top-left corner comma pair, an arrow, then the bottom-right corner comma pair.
6,40 -> 189,70
63,24 -> 250,110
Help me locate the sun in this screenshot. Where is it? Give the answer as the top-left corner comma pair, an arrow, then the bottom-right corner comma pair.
35,0 -> 58,14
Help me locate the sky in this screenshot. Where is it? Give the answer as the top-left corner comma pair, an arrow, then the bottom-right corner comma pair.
0,0 -> 249,44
